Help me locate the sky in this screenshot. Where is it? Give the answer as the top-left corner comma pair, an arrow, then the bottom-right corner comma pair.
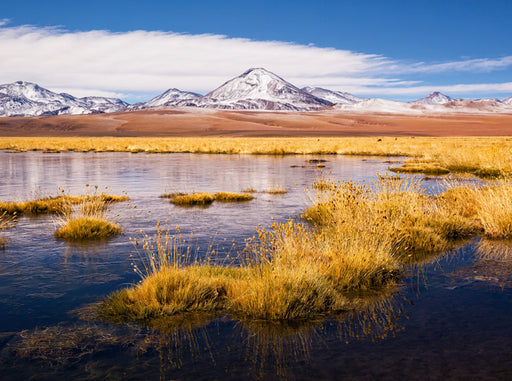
1,0 -> 511,103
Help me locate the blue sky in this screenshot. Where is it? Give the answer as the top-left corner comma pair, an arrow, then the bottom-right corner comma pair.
1,0 -> 511,103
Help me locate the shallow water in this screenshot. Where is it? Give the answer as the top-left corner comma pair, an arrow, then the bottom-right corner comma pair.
0,151 -> 511,380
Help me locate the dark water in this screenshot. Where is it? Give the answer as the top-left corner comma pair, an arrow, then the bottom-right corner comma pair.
0,151 -> 511,380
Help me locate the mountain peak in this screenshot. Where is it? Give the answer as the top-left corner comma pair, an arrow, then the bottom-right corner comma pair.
412,91 -> 453,105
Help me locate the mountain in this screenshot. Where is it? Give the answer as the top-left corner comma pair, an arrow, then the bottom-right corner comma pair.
501,97 -> 512,105
138,88 -> 202,109
188,68 -> 332,111
412,91 -> 454,105
0,81 -> 127,117
80,96 -> 129,113
301,86 -> 362,105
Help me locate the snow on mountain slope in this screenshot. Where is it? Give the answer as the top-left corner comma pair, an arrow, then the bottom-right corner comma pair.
334,98 -> 512,114
143,88 -> 202,108
334,98 -> 431,114
412,91 -> 454,105
502,97 -> 512,105
80,96 -> 129,113
302,86 -> 362,105
0,81 -> 127,117
190,68 -> 332,111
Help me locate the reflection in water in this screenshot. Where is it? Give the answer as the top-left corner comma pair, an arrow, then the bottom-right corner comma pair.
451,239 -> 512,288
2,290 -> 405,380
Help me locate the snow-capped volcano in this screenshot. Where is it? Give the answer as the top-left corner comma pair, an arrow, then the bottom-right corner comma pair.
0,81 -> 128,117
190,68 -> 332,111
302,86 -> 362,105
412,91 -> 454,105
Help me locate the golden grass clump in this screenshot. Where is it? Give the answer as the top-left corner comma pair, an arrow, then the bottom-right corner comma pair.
214,192 -> 254,202
169,192 -> 215,206
54,189 -> 126,241
390,162 -> 450,175
55,217 -> 121,241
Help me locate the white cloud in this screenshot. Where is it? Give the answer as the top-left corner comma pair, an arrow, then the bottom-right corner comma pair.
0,24 -> 511,102
0,19 -> 10,27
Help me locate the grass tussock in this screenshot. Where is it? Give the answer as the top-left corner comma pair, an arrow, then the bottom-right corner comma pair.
390,162 -> 450,175
169,192 -> 215,206
54,190 -> 125,241
214,192 -> 254,202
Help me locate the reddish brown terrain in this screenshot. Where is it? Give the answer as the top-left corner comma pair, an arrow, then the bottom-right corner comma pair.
0,108 -> 511,137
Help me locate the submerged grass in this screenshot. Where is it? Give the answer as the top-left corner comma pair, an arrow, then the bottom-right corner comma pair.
2,136 -> 512,178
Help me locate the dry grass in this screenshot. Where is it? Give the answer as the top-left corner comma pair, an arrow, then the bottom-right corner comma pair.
1,136 -> 512,179
0,211 -> 16,248
214,192 -> 254,202
0,191 -> 129,216
99,175 -> 512,323
54,190 -> 125,241
169,192 -> 215,206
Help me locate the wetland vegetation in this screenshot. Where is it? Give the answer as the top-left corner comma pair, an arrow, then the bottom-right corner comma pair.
98,174 -> 512,324
2,136 -> 512,178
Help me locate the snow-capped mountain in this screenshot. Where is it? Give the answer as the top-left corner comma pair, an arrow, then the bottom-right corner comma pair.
0,81 -> 128,117
501,97 -> 512,105
302,86 -> 362,105
412,91 -> 454,105
187,68 -> 332,111
80,96 -> 129,113
136,88 -> 202,109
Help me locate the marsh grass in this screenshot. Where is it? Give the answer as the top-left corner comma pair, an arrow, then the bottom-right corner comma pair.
0,211 -> 16,248
169,192 -> 215,206
100,174 -> 512,323
0,190 -> 129,217
390,162 -> 450,175
54,189 -> 126,241
214,192 -> 254,202
2,137 -> 512,178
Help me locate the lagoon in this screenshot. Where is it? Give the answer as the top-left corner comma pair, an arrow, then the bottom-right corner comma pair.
0,151 -> 511,380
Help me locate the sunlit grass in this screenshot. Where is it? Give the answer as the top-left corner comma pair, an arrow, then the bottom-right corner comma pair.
55,217 -> 122,241
214,192 -> 254,202
169,192 -> 215,206
54,188 -> 126,241
0,211 -> 16,249
97,174 -> 512,323
0,191 -> 129,216
2,137 -> 512,178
